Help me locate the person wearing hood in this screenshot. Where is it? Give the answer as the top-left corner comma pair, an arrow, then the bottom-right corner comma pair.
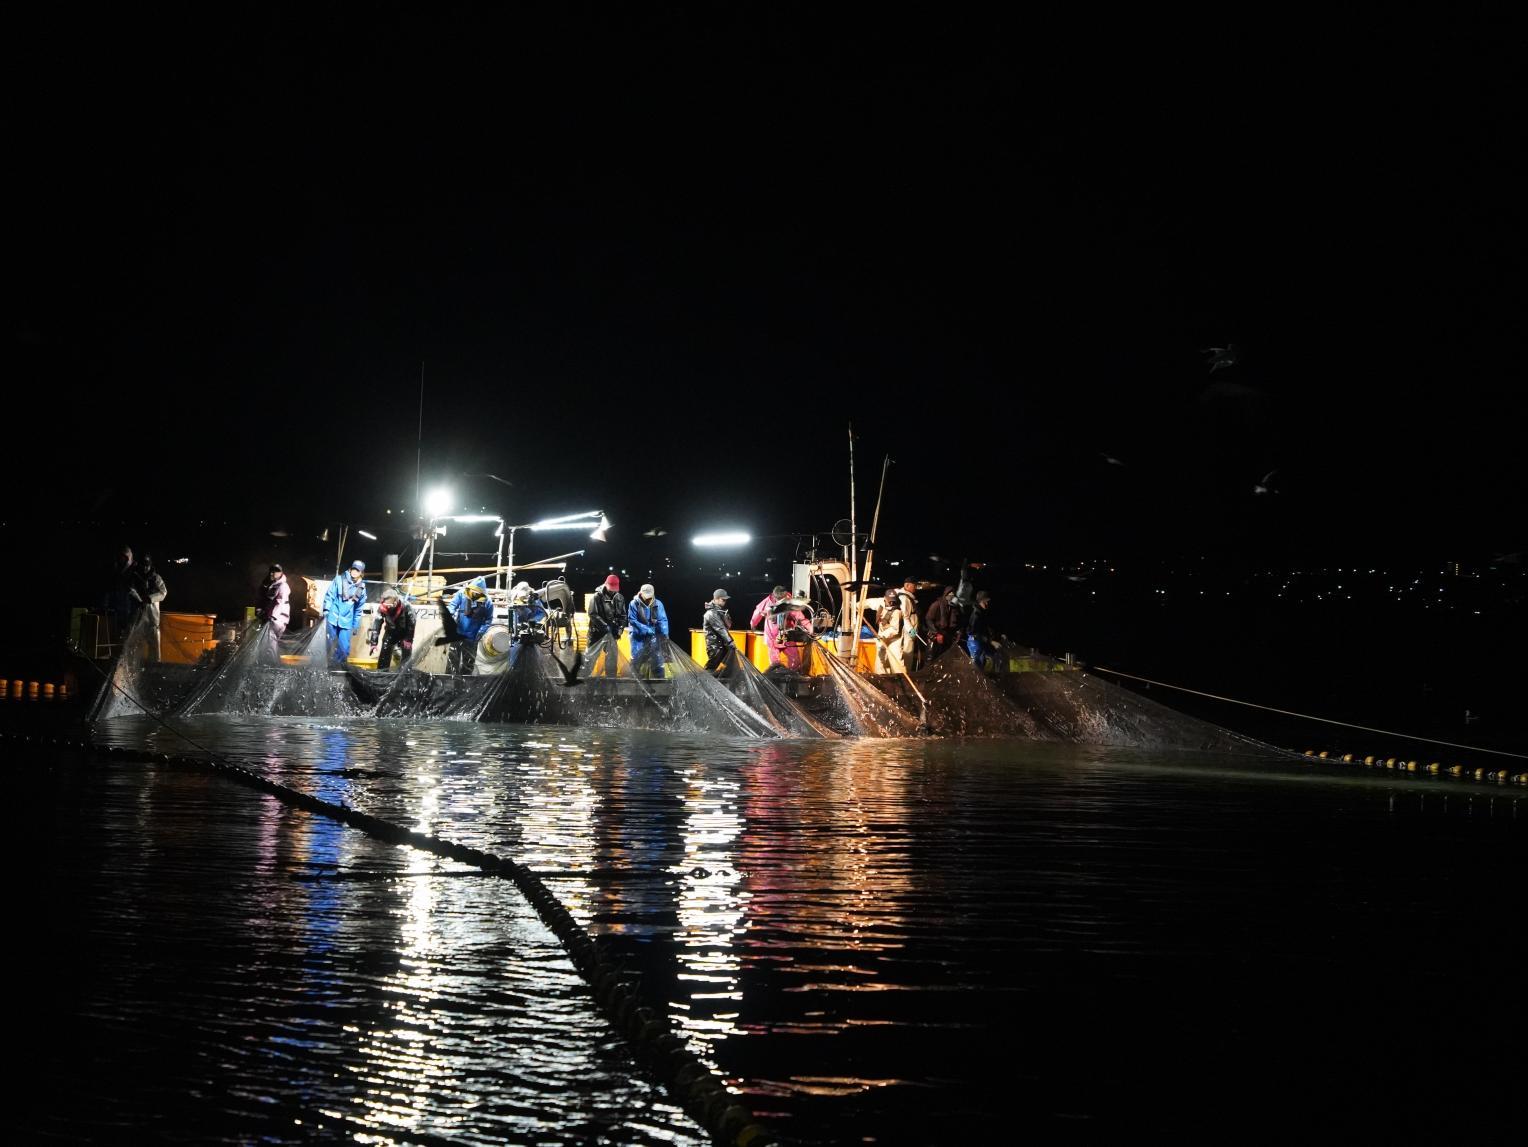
323,560 -> 368,665
627,583 -> 669,679
750,585 -> 811,670
368,588 -> 417,672
925,583 -> 963,661
256,563 -> 291,664
966,590 -> 1001,671
702,588 -> 738,674
588,574 -> 626,647
129,552 -> 169,661
445,575 -> 493,675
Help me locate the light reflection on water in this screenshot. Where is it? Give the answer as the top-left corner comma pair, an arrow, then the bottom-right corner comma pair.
86,715 -> 1525,1143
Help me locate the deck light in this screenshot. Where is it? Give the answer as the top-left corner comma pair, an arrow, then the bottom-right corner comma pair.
424,488 -> 453,517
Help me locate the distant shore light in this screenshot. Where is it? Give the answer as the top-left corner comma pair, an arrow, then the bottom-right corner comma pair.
693,532 -> 751,547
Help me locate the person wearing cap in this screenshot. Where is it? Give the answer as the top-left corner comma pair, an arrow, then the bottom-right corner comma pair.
896,577 -> 922,670
256,563 -> 291,664
750,585 -> 811,670
444,575 -> 493,675
627,583 -> 669,680
367,588 -> 417,672
507,581 -> 547,643
588,574 -> 626,651
323,559 -> 369,665
875,588 -> 906,675
966,590 -> 1001,671
702,588 -> 738,674
129,552 -> 169,662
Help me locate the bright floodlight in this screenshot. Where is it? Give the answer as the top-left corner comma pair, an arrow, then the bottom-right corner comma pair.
424,487 -> 453,517
693,532 -> 751,547
449,514 -> 501,523
530,510 -> 602,530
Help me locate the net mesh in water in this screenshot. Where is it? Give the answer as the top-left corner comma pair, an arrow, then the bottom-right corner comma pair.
784,642 -> 923,738
994,667 -> 1277,753
901,651 -> 1054,738
713,647 -> 836,739
565,636 -> 784,738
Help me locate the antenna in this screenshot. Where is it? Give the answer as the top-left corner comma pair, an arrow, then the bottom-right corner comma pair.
415,361 -> 425,514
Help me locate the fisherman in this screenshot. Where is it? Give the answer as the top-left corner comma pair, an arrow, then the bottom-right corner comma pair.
588,574 -> 626,651
367,588 -> 417,672
702,588 -> 738,675
875,589 -> 906,675
507,581 -> 547,630
925,584 -> 963,661
896,577 -> 922,670
627,583 -> 669,680
256,563 -> 291,664
444,575 -> 493,675
966,590 -> 1002,671
129,552 -> 169,662
105,545 -> 137,649
750,585 -> 811,670
322,560 -> 368,666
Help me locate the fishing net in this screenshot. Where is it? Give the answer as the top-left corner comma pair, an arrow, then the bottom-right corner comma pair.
714,647 -> 835,738
898,650 -> 1054,738
782,641 -> 922,738
88,613 -> 201,720
993,665 -> 1276,753
563,635 -> 783,737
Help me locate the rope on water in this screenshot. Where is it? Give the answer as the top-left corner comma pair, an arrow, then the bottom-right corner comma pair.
1089,665 -> 1528,761
34,651 -> 779,1145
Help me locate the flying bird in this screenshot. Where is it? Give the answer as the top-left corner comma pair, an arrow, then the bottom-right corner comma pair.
1099,453 -> 1127,467
643,527 -> 669,537
1203,343 -> 1241,373
1253,470 -> 1278,495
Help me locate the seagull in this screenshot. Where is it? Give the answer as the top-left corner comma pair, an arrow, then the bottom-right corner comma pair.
1203,343 -> 1240,373
1253,470 -> 1278,495
1099,453 -> 1127,467
465,472 -> 514,488
643,527 -> 669,537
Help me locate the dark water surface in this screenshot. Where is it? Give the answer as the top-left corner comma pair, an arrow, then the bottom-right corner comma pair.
33,718 -> 1526,1142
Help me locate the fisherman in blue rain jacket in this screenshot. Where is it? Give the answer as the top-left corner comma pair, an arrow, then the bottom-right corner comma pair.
627,582 -> 669,680
323,560 -> 368,665
965,590 -> 1001,671
445,575 -> 494,675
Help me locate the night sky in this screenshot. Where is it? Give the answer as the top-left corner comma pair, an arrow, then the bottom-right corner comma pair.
9,11 -> 1523,566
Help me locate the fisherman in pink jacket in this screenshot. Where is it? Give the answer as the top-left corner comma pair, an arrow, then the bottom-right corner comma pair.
750,585 -> 811,670
256,563 -> 291,663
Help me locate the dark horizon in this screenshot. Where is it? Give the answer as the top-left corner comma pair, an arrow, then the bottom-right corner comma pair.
8,12 -> 1523,561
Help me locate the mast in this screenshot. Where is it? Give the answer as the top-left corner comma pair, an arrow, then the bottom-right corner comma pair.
850,455 -> 891,664
847,423 -> 857,633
